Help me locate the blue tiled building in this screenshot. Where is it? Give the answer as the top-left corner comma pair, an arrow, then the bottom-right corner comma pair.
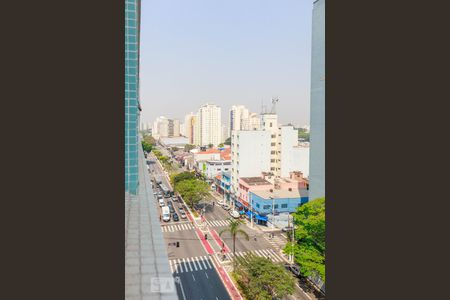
125,0 -> 141,194
249,189 -> 309,216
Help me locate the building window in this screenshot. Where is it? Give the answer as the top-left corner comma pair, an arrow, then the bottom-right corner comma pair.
271,159 -> 276,163
281,204 -> 288,208
256,203 -> 260,208
271,134 -> 276,138
270,123 -> 272,127
263,205 -> 271,209
271,151 -> 276,154
270,167 -> 275,171
274,204 -> 279,209
271,143 -> 276,146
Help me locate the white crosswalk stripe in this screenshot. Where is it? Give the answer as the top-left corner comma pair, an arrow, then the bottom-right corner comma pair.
225,249 -> 286,263
177,259 -> 184,273
161,223 -> 195,232
169,257 -> 214,274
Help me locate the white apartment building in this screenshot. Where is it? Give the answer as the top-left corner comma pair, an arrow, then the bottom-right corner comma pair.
192,114 -> 201,146
152,116 -> 179,138
278,125 -> 307,177
242,112 -> 261,131
199,103 -> 221,147
231,130 -> 271,196
260,113 -> 279,174
229,105 -> 249,136
184,112 -> 196,144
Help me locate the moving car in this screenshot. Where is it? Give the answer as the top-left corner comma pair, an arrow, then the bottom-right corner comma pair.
282,226 -> 295,232
162,206 -> 171,222
180,211 -> 187,219
222,204 -> 231,211
172,196 -> 178,202
172,213 -> 179,222
158,199 -> 165,207
229,210 -> 240,219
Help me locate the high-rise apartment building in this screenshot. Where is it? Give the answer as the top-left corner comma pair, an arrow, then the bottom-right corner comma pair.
125,0 -> 141,194
184,112 -> 196,144
199,103 -> 221,146
309,0 -> 325,200
242,112 -> 261,131
260,112 -> 279,175
152,116 -> 180,138
231,130 -> 271,199
229,105 -> 249,136
192,114 -> 201,146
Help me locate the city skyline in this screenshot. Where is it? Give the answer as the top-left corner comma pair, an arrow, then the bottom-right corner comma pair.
139,0 -> 313,127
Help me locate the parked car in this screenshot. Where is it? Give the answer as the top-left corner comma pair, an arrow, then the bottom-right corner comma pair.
180,211 -> 187,219
284,264 -> 301,277
172,196 -> 178,202
172,213 -> 179,222
162,206 -> 170,222
159,199 -> 165,207
222,204 -> 231,211
229,210 -> 240,219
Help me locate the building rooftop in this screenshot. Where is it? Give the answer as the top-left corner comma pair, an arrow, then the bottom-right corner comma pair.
125,147 -> 178,300
252,188 -> 309,199
240,177 -> 272,186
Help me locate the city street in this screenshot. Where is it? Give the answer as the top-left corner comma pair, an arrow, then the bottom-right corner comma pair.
148,151 -> 232,300
149,146 -> 320,300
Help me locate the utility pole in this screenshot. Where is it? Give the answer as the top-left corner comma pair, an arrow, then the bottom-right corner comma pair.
270,196 -> 275,229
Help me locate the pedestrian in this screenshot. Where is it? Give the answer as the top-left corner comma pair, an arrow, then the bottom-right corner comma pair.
213,201 -> 215,207
254,235 -> 257,241
159,215 -> 162,222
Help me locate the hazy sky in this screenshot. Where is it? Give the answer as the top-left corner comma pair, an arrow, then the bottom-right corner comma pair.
139,0 -> 312,127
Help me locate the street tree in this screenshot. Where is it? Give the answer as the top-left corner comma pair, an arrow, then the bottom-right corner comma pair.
233,254 -> 295,300
208,143 -> 213,148
224,137 -> 231,145
174,179 -> 210,208
141,141 -> 152,153
170,171 -> 196,187
285,197 -> 325,281
184,144 -> 196,152
219,219 -> 249,258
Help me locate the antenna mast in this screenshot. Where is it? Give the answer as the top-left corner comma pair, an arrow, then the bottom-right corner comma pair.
270,97 -> 279,114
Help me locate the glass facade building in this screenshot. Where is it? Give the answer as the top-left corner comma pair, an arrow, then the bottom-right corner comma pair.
125,0 -> 141,194
309,0 -> 325,201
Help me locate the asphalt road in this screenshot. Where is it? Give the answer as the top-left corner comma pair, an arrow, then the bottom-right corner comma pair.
149,152 -> 231,300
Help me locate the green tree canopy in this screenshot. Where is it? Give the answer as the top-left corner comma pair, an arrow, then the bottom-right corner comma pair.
141,141 -> 153,153
184,144 -> 196,152
224,137 -> 231,145
218,143 -> 224,148
233,254 -> 295,300
208,143 -> 214,148
285,197 -> 325,281
174,179 -> 210,208
170,171 -> 196,187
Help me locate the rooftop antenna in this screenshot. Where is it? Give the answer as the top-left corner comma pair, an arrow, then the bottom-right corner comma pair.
270,97 -> 279,114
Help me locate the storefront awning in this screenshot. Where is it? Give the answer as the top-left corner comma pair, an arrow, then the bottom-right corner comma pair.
256,214 -> 268,221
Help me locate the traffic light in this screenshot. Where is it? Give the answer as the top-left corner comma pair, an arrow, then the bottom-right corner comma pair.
176,241 -> 180,247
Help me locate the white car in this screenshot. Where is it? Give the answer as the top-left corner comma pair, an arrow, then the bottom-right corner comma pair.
229,210 -> 240,219
159,199 -> 165,207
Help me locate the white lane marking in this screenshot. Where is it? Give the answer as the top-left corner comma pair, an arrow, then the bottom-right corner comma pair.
191,257 -> 198,271
182,258 -> 189,272
192,273 -> 196,281
169,226 -> 174,232
178,259 -> 184,273
181,224 -> 186,230
200,257 -> 208,269
254,249 -> 265,257
204,258 -> 213,269
194,257 -> 202,270
205,272 -> 209,279
169,260 -> 175,273
260,249 -> 273,260
269,249 -> 284,262
226,253 -> 233,260
186,257 -> 194,272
